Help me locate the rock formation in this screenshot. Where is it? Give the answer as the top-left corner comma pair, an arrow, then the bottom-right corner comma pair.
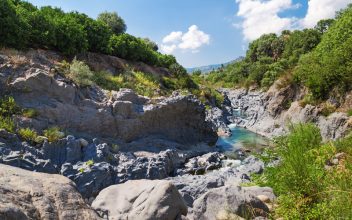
220,79 -> 351,140
92,180 -> 187,220
0,164 -> 100,220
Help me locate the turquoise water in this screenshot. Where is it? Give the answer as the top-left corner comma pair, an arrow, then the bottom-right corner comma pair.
217,124 -> 269,153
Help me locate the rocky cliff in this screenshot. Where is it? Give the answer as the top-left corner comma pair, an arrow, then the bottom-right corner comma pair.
0,49 -> 217,145
221,79 -> 352,140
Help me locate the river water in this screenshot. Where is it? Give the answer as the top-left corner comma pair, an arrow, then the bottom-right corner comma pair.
217,124 -> 269,157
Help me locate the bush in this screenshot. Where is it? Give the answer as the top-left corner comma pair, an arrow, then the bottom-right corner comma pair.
68,12 -> 112,54
67,59 -> 93,86
255,123 -> 352,219
92,71 -> 122,91
294,5 -> 352,100
18,127 -> 38,143
320,102 -> 336,116
22,108 -> 38,118
43,126 -> 64,142
347,109 -> 352,116
0,96 -> 20,117
97,11 -> 126,35
0,116 -> 15,132
0,0 -> 27,48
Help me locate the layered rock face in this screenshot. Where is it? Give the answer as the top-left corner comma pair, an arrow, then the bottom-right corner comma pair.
221,80 -> 352,140
0,50 -> 217,145
7,70 -> 216,144
0,164 -> 100,220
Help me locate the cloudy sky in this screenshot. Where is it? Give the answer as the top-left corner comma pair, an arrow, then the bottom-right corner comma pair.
27,0 -> 350,67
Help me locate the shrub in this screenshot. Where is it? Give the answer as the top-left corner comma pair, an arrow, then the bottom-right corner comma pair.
92,71 -> 122,91
18,127 -> 38,143
294,5 -> 352,100
133,71 -> 160,97
299,93 -> 318,107
255,123 -> 352,219
67,59 -> 93,86
43,126 -> 64,142
0,116 -> 15,132
85,159 -> 94,167
54,15 -> 88,55
347,109 -> 352,116
97,11 -> 126,35
22,108 -> 38,118
0,0 -> 28,49
0,96 -> 20,117
320,102 -> 336,117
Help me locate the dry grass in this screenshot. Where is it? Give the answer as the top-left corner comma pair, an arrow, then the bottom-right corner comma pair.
0,48 -> 29,67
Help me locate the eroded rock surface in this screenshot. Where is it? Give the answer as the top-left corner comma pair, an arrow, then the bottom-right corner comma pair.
0,164 -> 100,220
92,180 -> 187,220
221,80 -> 352,140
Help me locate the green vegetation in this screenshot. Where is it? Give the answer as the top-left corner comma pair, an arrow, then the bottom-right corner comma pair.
0,116 -> 15,132
0,0 -> 177,68
206,4 -> 352,106
347,109 -> 352,116
67,59 -> 94,87
206,28 -> 321,89
43,127 -> 64,143
22,108 -> 38,118
18,127 -> 38,143
294,4 -> 352,100
255,123 -> 352,219
97,11 -> 126,35
85,159 -> 94,167
58,59 -> 223,106
0,96 -> 19,132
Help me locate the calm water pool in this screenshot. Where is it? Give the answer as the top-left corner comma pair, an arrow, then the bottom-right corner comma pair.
217,124 -> 269,154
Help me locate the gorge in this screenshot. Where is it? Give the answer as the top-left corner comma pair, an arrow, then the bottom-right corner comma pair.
1,1 -> 352,219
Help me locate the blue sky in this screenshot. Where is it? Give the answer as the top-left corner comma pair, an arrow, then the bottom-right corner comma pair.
25,0 -> 350,68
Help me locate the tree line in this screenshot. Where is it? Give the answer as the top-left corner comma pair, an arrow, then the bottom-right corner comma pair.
206,4 -> 352,101
0,0 -> 177,68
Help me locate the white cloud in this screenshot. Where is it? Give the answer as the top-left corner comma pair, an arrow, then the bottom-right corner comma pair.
179,25 -> 210,50
235,0 -> 297,41
161,25 -> 210,54
235,0 -> 351,41
301,0 -> 350,28
160,44 -> 177,54
162,31 -> 183,44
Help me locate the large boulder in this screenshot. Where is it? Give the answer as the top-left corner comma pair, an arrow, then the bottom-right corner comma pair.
191,185 -> 274,220
92,180 -> 187,220
0,164 -> 100,220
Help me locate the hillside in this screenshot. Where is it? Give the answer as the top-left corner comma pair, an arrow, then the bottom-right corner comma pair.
186,58 -> 241,74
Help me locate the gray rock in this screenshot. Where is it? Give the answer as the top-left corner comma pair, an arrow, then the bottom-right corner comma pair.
0,164 -> 101,220
8,70 -> 217,145
191,185 -> 272,220
181,152 -> 225,175
72,162 -> 116,198
92,180 -> 187,220
221,80 -> 351,140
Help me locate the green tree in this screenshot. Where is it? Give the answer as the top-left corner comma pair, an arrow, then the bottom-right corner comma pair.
0,0 -> 27,48
143,38 -> 158,51
314,19 -> 335,34
295,4 -> 352,100
97,11 -> 126,35
68,12 -> 112,53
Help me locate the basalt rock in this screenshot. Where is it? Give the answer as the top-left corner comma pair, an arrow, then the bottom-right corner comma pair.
222,79 -> 352,140
6,68 -> 216,145
92,180 -> 187,220
0,164 -> 101,220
